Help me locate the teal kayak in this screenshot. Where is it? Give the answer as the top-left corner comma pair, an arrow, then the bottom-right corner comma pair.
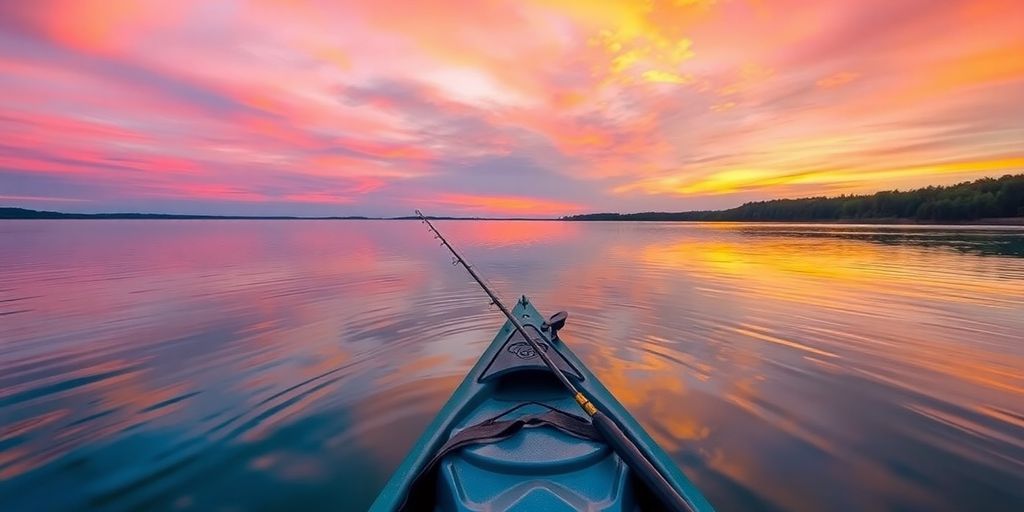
370,295 -> 714,511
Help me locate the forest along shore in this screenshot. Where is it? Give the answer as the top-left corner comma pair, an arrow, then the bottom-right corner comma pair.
565,174 -> 1024,223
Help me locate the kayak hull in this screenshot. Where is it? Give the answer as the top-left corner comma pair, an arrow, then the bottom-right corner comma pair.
370,296 -> 713,511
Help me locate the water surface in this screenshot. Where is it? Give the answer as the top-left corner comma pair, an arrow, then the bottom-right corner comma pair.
1,220 -> 1022,511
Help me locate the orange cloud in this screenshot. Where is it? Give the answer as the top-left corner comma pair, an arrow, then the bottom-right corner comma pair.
642,69 -> 694,84
39,0 -> 184,53
617,157 -> 1024,197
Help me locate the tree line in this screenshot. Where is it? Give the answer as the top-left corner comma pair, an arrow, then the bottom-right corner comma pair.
565,174 -> 1024,222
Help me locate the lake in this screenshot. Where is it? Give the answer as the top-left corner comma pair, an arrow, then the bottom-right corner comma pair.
1,220 -> 1022,511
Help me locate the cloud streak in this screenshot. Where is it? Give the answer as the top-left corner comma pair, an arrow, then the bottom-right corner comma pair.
0,0 -> 1021,216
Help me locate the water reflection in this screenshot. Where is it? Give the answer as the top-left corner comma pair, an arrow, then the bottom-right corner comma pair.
1,220 -> 1022,511
730,223 -> 1024,257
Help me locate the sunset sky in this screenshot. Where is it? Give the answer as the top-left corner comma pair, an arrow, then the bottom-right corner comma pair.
1,0 -> 1022,217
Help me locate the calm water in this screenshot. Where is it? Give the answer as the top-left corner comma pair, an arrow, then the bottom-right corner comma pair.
1,220 -> 1023,511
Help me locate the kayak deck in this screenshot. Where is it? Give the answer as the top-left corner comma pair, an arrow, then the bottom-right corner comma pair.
371,296 -> 713,511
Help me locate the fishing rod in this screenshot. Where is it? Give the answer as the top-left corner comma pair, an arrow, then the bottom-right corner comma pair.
415,210 -> 697,512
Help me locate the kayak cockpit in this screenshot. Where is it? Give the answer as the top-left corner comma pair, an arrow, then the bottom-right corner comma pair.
435,402 -> 633,511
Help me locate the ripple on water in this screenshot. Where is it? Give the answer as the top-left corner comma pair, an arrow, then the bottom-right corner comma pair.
0,220 -> 1022,511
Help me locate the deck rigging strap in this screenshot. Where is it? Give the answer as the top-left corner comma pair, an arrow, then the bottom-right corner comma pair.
399,409 -> 601,511
423,408 -> 601,477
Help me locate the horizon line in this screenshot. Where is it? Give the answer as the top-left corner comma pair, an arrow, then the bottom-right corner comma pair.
3,172 -> 1022,221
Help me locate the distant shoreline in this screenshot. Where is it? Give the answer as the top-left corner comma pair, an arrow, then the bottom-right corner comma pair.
4,173 -> 1023,225
2,207 -> 1022,225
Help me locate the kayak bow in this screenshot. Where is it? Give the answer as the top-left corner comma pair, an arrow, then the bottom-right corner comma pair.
370,297 -> 714,511
370,214 -> 714,511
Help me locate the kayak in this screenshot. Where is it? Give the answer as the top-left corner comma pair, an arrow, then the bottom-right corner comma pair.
370,295 -> 714,511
